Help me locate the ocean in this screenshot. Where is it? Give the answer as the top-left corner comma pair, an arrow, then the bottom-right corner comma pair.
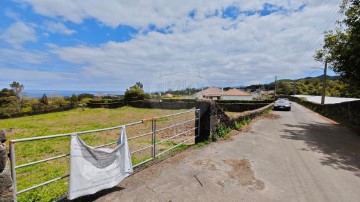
23,90 -> 124,98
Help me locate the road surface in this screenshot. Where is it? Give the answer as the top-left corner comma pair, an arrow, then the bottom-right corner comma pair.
94,102 -> 360,202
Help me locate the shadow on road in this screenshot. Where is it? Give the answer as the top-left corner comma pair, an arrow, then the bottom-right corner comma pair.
280,122 -> 360,177
68,186 -> 125,202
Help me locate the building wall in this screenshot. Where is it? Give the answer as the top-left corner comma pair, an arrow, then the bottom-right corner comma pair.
221,95 -> 252,101
194,94 -> 203,99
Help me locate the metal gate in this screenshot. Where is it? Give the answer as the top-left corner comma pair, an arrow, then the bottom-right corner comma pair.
9,108 -> 200,201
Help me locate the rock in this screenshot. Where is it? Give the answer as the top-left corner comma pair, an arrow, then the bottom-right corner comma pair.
0,141 -> 13,202
0,142 -> 7,173
0,130 -> 6,143
0,168 -> 13,202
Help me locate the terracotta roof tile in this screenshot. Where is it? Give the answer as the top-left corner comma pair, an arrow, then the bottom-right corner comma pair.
195,87 -> 222,96
222,88 -> 251,96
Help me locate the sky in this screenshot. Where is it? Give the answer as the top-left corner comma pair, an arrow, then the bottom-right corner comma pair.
0,0 -> 342,92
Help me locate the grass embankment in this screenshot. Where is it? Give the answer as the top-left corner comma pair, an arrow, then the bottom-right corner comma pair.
0,107 -> 194,201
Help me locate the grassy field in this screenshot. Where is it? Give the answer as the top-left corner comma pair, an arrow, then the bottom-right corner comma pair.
0,107 -> 195,201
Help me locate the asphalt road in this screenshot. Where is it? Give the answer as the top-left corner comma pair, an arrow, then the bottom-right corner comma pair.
94,102 -> 360,202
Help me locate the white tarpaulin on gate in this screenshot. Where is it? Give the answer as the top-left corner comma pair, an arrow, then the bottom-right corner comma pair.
68,126 -> 133,200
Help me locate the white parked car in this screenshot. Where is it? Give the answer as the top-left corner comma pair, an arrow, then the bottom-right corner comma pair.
274,99 -> 291,111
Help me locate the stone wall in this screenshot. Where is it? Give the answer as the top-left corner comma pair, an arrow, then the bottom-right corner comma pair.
0,130 -> 14,202
0,106 -> 75,119
285,96 -> 360,128
206,102 -> 274,139
217,103 -> 269,112
87,100 -> 273,142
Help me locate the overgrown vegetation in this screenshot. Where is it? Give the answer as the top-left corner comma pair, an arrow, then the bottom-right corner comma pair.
0,82 -> 102,117
315,0 -> 360,89
211,116 -> 252,141
211,123 -> 231,141
234,117 -> 250,130
275,77 -> 360,98
0,82 -> 154,118
244,75 -> 360,98
124,82 -> 150,101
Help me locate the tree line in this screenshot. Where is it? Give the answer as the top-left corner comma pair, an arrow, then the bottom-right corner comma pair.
0,82 -> 95,117
275,77 -> 360,97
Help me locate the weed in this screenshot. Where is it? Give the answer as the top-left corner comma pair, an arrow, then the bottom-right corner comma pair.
196,140 -> 209,147
211,123 -> 231,141
234,116 -> 250,130
155,144 -> 189,159
132,155 -> 152,166
234,120 -> 243,130
263,109 -> 272,115
156,117 -> 169,122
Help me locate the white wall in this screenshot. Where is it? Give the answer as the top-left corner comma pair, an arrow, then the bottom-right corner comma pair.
194,94 -> 203,99
221,95 -> 253,100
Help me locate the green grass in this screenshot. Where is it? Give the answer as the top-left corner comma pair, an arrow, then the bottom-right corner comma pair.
196,140 -> 209,147
0,107 -> 193,202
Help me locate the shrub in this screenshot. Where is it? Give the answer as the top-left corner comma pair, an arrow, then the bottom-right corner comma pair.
234,117 -> 250,130
211,123 -> 231,141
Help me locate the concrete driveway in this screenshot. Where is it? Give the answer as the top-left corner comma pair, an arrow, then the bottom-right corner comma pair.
93,102 -> 360,202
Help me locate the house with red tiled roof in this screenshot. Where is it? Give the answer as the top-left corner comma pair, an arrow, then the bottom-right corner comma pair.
221,88 -> 252,100
194,87 -> 222,100
194,87 -> 253,100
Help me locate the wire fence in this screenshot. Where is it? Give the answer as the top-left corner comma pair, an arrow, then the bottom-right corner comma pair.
9,108 -> 200,201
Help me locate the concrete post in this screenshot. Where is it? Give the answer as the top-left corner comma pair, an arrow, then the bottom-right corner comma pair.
195,101 -> 211,143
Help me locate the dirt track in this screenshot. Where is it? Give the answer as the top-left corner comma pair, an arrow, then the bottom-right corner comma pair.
93,102 -> 360,202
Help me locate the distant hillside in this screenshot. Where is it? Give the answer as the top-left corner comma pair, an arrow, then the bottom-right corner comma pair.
272,75 -> 340,84
244,75 -> 359,98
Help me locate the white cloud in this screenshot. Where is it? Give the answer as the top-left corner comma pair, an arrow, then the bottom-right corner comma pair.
0,48 -> 48,64
44,21 -> 76,35
5,0 -> 342,90
49,1 -> 341,90
0,21 -> 37,48
20,0 -> 322,28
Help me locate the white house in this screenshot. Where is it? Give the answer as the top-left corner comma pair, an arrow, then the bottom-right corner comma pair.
194,87 -> 253,101
194,87 -> 222,100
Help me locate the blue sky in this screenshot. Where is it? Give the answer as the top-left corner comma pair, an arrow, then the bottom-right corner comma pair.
0,0 -> 341,92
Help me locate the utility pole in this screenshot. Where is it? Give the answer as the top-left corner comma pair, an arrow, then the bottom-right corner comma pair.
321,61 -> 327,105
274,76 -> 277,100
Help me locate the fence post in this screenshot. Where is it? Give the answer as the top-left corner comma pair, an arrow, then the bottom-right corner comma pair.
151,119 -> 157,158
9,141 -> 16,201
195,101 -> 211,143
195,109 -> 200,138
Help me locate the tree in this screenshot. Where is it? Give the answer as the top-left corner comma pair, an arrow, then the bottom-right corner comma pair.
0,88 -> 18,115
40,94 -> 49,105
10,81 -> 24,97
9,81 -> 24,112
315,0 -> 360,88
78,93 -> 95,101
135,82 -> 143,89
70,94 -> 78,106
124,82 -> 145,101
